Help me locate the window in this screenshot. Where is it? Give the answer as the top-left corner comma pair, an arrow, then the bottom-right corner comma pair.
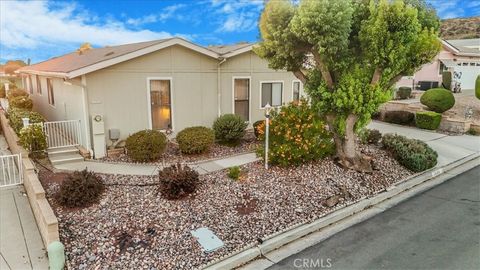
36,75 -> 42,95
470,62 -> 476,66
46,78 -> 55,106
438,62 -> 447,75
149,79 -> 171,130
233,78 -> 250,121
28,75 -> 33,94
261,82 -> 283,107
293,81 -> 301,101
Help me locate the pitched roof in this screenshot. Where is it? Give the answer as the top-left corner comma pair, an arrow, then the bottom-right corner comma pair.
443,38 -> 480,56
17,38 -> 255,78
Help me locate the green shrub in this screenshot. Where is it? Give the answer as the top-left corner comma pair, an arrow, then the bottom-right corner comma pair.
475,75 -> 480,100
159,163 -> 199,200
415,111 -> 442,130
9,95 -> 33,110
467,128 -> 479,136
258,101 -> 334,166
6,88 -> 28,101
176,126 -> 215,154
397,87 -> 412,99
56,169 -> 105,208
420,88 -> 455,113
7,108 -> 45,134
382,133 -> 437,172
228,166 -> 241,180
212,114 -> 247,145
442,71 -> 452,90
384,111 -> 415,125
358,128 -> 382,144
19,124 -> 47,157
125,130 -> 167,162
253,120 -> 264,139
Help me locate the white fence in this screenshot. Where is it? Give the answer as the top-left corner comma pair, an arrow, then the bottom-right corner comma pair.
43,120 -> 82,149
0,153 -> 23,187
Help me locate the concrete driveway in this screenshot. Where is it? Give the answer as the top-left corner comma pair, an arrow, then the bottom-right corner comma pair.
268,166 -> 480,270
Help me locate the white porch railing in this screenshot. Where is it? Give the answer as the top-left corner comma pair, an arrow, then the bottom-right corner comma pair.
0,153 -> 23,187
43,120 -> 82,149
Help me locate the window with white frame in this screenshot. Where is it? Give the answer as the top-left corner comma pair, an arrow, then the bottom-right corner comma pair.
46,78 -> 55,105
36,75 -> 42,95
293,81 -> 301,101
261,82 -> 283,107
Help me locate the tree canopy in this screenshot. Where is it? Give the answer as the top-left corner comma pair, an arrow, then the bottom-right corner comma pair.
255,0 -> 441,171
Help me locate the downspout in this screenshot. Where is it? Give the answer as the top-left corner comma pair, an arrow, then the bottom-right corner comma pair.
217,57 -> 227,117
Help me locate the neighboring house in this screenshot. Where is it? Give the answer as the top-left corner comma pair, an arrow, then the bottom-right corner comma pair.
396,38 -> 480,90
16,38 -> 303,158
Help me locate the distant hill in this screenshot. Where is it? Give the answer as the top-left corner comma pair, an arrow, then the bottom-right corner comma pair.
440,17 -> 480,40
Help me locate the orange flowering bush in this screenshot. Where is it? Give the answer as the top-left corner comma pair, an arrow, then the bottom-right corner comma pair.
257,100 -> 334,166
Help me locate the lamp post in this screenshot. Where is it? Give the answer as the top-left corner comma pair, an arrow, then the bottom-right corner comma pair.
264,103 -> 272,170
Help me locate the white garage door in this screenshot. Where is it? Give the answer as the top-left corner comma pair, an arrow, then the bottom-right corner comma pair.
453,65 -> 480,89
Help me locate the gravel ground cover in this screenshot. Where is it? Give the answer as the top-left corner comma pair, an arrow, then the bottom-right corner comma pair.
39,145 -> 412,269
100,131 -> 259,165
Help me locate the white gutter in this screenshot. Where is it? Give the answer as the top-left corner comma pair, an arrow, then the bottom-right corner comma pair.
217,58 -> 227,117
15,69 -> 67,78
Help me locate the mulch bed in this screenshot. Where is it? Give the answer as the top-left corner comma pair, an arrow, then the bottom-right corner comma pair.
100,131 -> 260,165
39,144 -> 412,269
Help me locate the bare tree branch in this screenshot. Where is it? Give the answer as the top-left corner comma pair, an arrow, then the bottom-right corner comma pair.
311,50 -> 334,89
370,68 -> 382,85
293,70 -> 307,84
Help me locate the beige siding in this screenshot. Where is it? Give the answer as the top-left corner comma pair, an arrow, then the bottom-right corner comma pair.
85,45 -> 219,143
29,76 -> 87,146
220,51 -> 301,126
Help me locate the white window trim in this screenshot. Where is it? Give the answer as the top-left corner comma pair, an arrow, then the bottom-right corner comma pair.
259,80 -> 284,109
232,76 -> 252,122
36,75 -> 43,96
292,80 -> 303,102
146,77 -> 175,132
46,78 -> 55,108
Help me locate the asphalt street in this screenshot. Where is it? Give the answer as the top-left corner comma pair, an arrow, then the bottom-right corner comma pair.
269,166 -> 480,270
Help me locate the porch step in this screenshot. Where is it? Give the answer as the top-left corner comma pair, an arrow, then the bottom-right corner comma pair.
48,146 -> 84,165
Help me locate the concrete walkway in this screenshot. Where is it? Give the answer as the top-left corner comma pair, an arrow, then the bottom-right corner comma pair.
368,121 -> 480,167
0,186 -> 48,270
54,152 -> 259,175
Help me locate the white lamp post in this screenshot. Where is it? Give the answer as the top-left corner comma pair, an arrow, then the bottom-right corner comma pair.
264,103 -> 272,170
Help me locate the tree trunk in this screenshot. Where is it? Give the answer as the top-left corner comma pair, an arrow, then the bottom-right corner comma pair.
326,114 -> 373,172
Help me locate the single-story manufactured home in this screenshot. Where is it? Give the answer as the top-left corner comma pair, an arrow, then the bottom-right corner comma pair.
396,38 -> 480,90
16,38 -> 303,158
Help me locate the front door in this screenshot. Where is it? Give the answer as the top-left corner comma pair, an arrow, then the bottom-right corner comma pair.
150,79 -> 172,130
234,78 -> 249,121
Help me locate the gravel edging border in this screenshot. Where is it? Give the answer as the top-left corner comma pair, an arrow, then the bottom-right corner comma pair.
202,152 -> 480,270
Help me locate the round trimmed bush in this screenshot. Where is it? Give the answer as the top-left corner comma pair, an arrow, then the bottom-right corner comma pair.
475,75 -> 479,100
56,169 -> 105,208
415,111 -> 442,130
384,111 -> 415,125
212,114 -> 247,145
9,95 -> 33,110
420,88 -> 455,113
19,124 -> 47,157
125,130 -> 167,162
397,87 -> 411,99
382,133 -> 437,172
176,126 -> 215,154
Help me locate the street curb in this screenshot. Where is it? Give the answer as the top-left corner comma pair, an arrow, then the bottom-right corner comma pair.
202,152 -> 479,270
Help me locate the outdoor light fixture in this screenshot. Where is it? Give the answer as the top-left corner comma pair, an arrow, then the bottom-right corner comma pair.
264,103 -> 272,170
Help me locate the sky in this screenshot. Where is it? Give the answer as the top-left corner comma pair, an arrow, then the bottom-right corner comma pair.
1,0 -> 479,64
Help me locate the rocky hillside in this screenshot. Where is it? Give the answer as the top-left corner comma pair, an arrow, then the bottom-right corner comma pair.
440,17 -> 480,40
